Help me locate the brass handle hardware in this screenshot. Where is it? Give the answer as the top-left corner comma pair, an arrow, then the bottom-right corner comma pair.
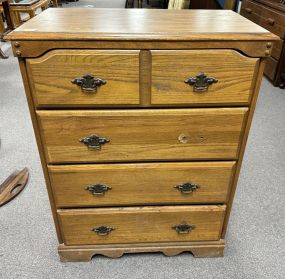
172,223 -> 195,234
174,182 -> 200,194
79,134 -> 110,150
91,226 -> 114,236
266,18 -> 275,25
184,72 -> 218,92
71,74 -> 106,93
245,8 -> 252,13
85,183 -> 112,195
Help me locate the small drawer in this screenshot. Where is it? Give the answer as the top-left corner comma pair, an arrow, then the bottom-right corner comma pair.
151,50 -> 259,105
37,108 -> 248,164
58,205 -> 226,245
49,161 -> 236,207
241,0 -> 285,38
264,56 -> 278,81
26,50 -> 140,107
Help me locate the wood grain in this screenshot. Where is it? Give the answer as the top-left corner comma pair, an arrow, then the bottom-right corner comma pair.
151,50 -> 259,105
37,108 -> 248,164
6,9 -> 277,41
48,161 -> 236,207
241,0 -> 285,38
17,58 -> 63,243
58,240 -> 225,261
8,40 -> 276,59
27,50 -> 140,107
58,205 -> 226,245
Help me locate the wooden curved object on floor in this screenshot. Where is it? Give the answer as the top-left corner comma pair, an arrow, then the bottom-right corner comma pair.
0,168 -> 29,206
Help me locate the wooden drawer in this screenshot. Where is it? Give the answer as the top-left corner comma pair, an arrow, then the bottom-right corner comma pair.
151,50 -> 259,105
26,50 -> 140,107
264,56 -> 278,81
58,205 -> 226,245
37,108 -> 248,164
241,0 -> 285,38
49,161 -> 236,207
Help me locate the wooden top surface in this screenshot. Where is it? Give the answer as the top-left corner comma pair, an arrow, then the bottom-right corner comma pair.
6,8 -> 278,41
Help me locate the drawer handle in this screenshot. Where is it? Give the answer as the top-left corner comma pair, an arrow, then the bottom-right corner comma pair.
184,72 -> 218,92
71,74 -> 106,93
172,223 -> 195,234
245,7 -> 252,14
79,134 -> 110,150
85,183 -> 112,195
266,18 -> 275,25
91,226 -> 115,236
175,182 -> 200,194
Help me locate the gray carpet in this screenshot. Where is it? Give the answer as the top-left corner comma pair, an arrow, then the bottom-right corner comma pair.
1,18 -> 285,279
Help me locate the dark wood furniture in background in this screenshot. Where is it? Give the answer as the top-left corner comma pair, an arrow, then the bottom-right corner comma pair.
190,0 -> 238,10
0,0 -> 13,58
7,8 -> 277,262
241,0 -> 285,88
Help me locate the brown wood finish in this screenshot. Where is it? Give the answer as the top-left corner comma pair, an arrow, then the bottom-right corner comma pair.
221,58 -> 266,238
271,39 -> 283,60
37,108 -> 248,163
8,9 -> 276,261
26,50 -> 140,107
48,162 -> 236,207
58,205 -> 226,245
241,0 -> 285,38
6,9 -> 276,41
8,40 -> 276,59
264,55 -> 278,80
241,0 -> 285,87
18,58 -> 63,243
151,50 -> 259,105
58,240 -> 225,262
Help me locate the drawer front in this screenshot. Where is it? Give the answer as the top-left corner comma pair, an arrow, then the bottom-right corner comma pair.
151,50 -> 259,105
264,56 -> 278,81
241,0 -> 285,38
271,39 -> 283,60
58,205 -> 226,245
37,108 -> 248,163
27,50 -> 140,107
49,162 -> 236,207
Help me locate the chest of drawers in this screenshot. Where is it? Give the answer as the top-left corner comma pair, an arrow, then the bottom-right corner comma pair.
7,8 -> 277,262
241,0 -> 285,88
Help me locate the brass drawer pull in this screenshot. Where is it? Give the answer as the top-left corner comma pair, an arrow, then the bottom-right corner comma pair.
91,226 -> 115,236
266,18 -> 275,26
175,182 -> 200,194
245,7 -> 252,14
184,72 -> 218,92
71,73 -> 106,93
172,223 -> 195,234
79,134 -> 110,150
85,183 -> 112,195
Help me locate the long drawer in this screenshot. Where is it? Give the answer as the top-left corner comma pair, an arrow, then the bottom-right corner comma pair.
37,108 -> 248,163
49,161 -> 236,207
58,205 -> 226,245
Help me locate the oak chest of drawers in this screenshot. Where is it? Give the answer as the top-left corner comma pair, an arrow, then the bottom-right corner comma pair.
7,8 -> 277,262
